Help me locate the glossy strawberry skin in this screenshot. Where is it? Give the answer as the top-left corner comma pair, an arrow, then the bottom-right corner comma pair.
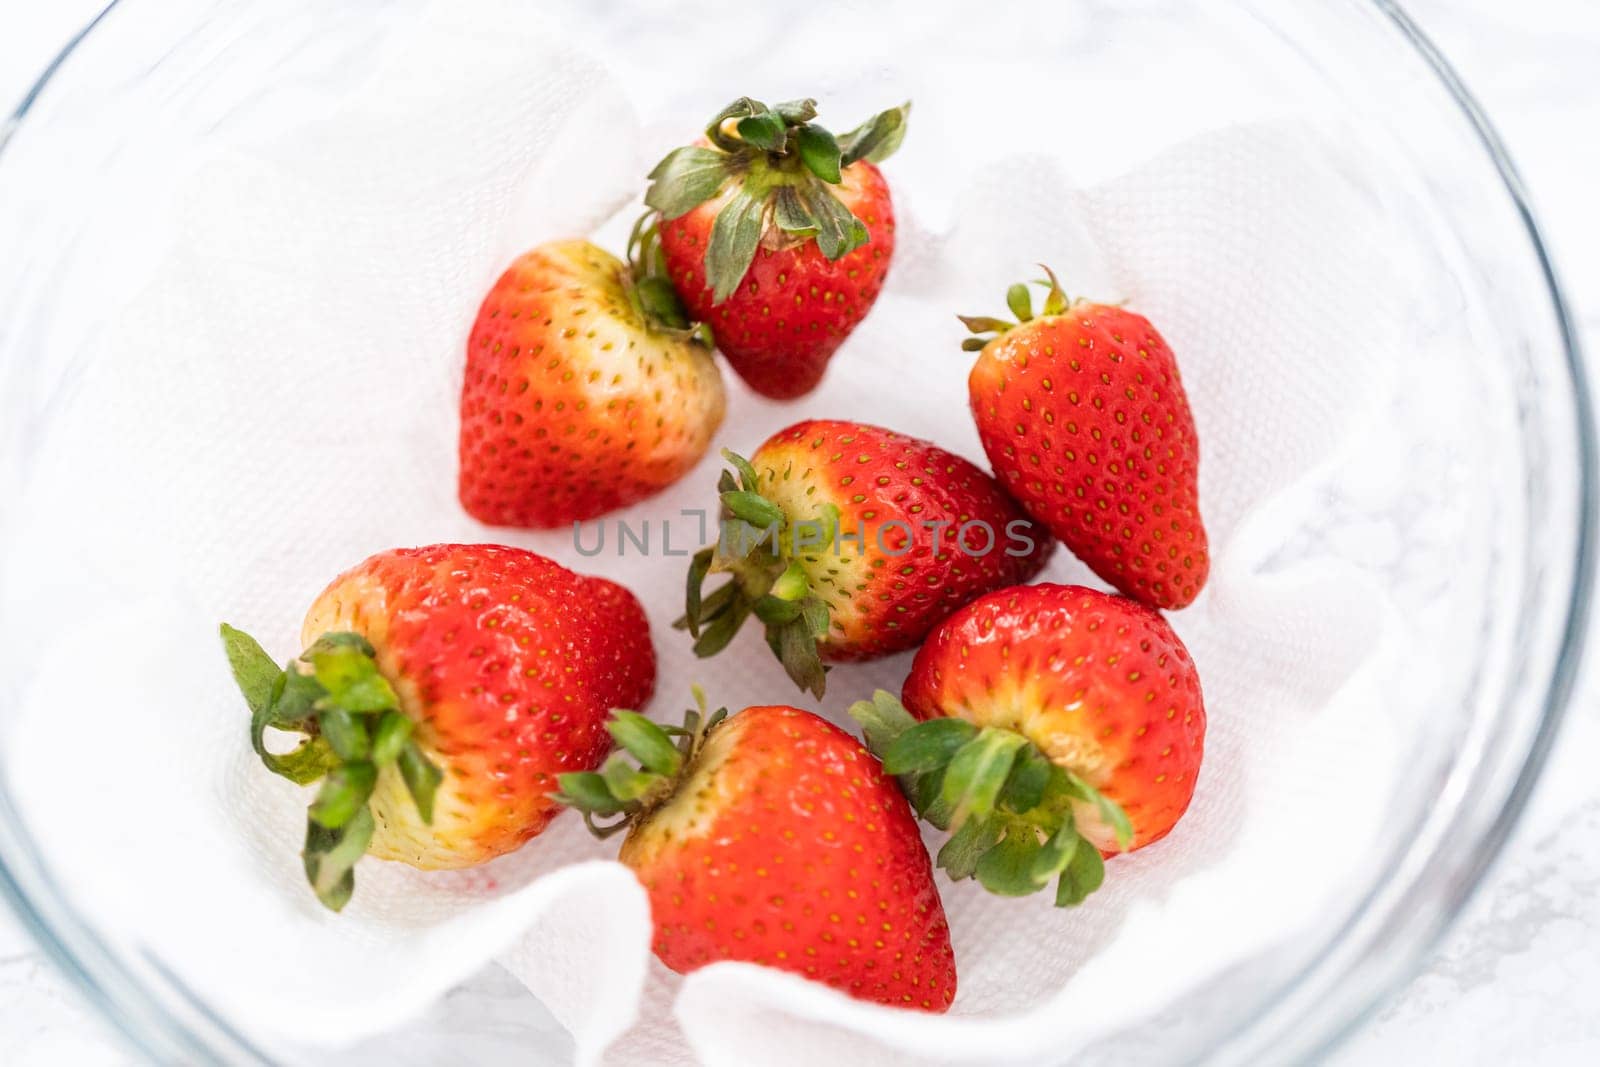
901,583 -> 1204,852
301,544 -> 656,867
750,420 -> 1052,660
660,161 -> 895,399
969,304 -> 1208,609
618,705 -> 956,1012
459,240 -> 724,528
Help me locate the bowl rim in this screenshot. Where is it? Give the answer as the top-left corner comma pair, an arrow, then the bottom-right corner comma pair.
0,1 -> 1593,1063
1204,1 -> 1596,1060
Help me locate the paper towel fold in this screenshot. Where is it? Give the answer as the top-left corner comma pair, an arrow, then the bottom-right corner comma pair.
3,2 -> 1410,1063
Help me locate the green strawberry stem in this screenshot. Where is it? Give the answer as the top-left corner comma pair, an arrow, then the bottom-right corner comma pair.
555,688 -> 729,838
624,212 -> 708,341
219,623 -> 442,912
645,96 -> 911,303
848,690 -> 1132,906
957,264 -> 1077,352
674,449 -> 833,697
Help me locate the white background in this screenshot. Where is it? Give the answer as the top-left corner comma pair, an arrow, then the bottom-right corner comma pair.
1,1 -> 1598,1063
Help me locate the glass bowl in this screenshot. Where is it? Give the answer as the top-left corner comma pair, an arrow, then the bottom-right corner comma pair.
0,1 -> 1591,1063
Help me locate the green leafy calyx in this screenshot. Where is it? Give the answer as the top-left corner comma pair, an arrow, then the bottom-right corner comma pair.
644,97 -> 911,304
847,690 -> 1132,906
623,211 -> 714,344
957,264 -> 1081,352
219,623 -> 443,912
554,689 -> 729,838
673,450 -> 834,698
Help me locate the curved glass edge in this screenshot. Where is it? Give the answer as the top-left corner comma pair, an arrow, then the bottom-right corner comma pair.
1321,0 -> 1598,1052
1207,2 -> 1599,1064
0,2 -> 1592,1066
0,4 -> 278,1063
0,3 -> 111,154
0,789 -> 273,1064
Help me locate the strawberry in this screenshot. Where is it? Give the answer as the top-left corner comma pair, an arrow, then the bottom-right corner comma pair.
680,419 -> 1053,696
646,96 -> 908,399
458,239 -> 725,528
219,543 -> 656,910
557,696 -> 956,1011
963,269 -> 1209,609
849,583 -> 1205,906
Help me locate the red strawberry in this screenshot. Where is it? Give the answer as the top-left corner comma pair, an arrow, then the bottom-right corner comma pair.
558,697 -> 956,1011
850,583 -> 1204,906
459,239 -> 725,528
647,97 -> 908,399
681,419 -> 1053,696
963,269 -> 1208,609
220,543 -> 656,910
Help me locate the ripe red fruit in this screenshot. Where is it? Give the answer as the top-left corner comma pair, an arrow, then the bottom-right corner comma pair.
681,419 -> 1053,696
458,239 -> 725,528
647,96 -> 908,399
850,583 -> 1205,906
220,543 -> 656,910
558,698 -> 956,1012
964,269 -> 1208,609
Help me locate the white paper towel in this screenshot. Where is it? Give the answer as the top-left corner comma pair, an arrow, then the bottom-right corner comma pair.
1,1 -> 1412,1063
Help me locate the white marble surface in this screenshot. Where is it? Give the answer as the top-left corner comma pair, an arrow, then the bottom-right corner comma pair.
1,1 -> 1597,1063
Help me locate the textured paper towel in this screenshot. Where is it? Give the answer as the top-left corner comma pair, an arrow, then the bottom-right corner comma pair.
1,1 -> 1409,1063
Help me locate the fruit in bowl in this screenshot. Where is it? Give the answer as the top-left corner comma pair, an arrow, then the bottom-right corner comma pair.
680,419 -> 1053,696
851,583 -> 1205,905
647,96 -> 909,399
221,543 -> 656,909
962,270 -> 1209,609
458,240 -> 725,528
2,0 -> 1583,1059
559,696 -> 957,1012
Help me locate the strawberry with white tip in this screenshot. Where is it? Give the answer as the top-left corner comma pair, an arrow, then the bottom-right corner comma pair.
680,419 -> 1052,697
221,544 -> 656,910
850,583 -> 1205,906
458,238 -> 724,528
